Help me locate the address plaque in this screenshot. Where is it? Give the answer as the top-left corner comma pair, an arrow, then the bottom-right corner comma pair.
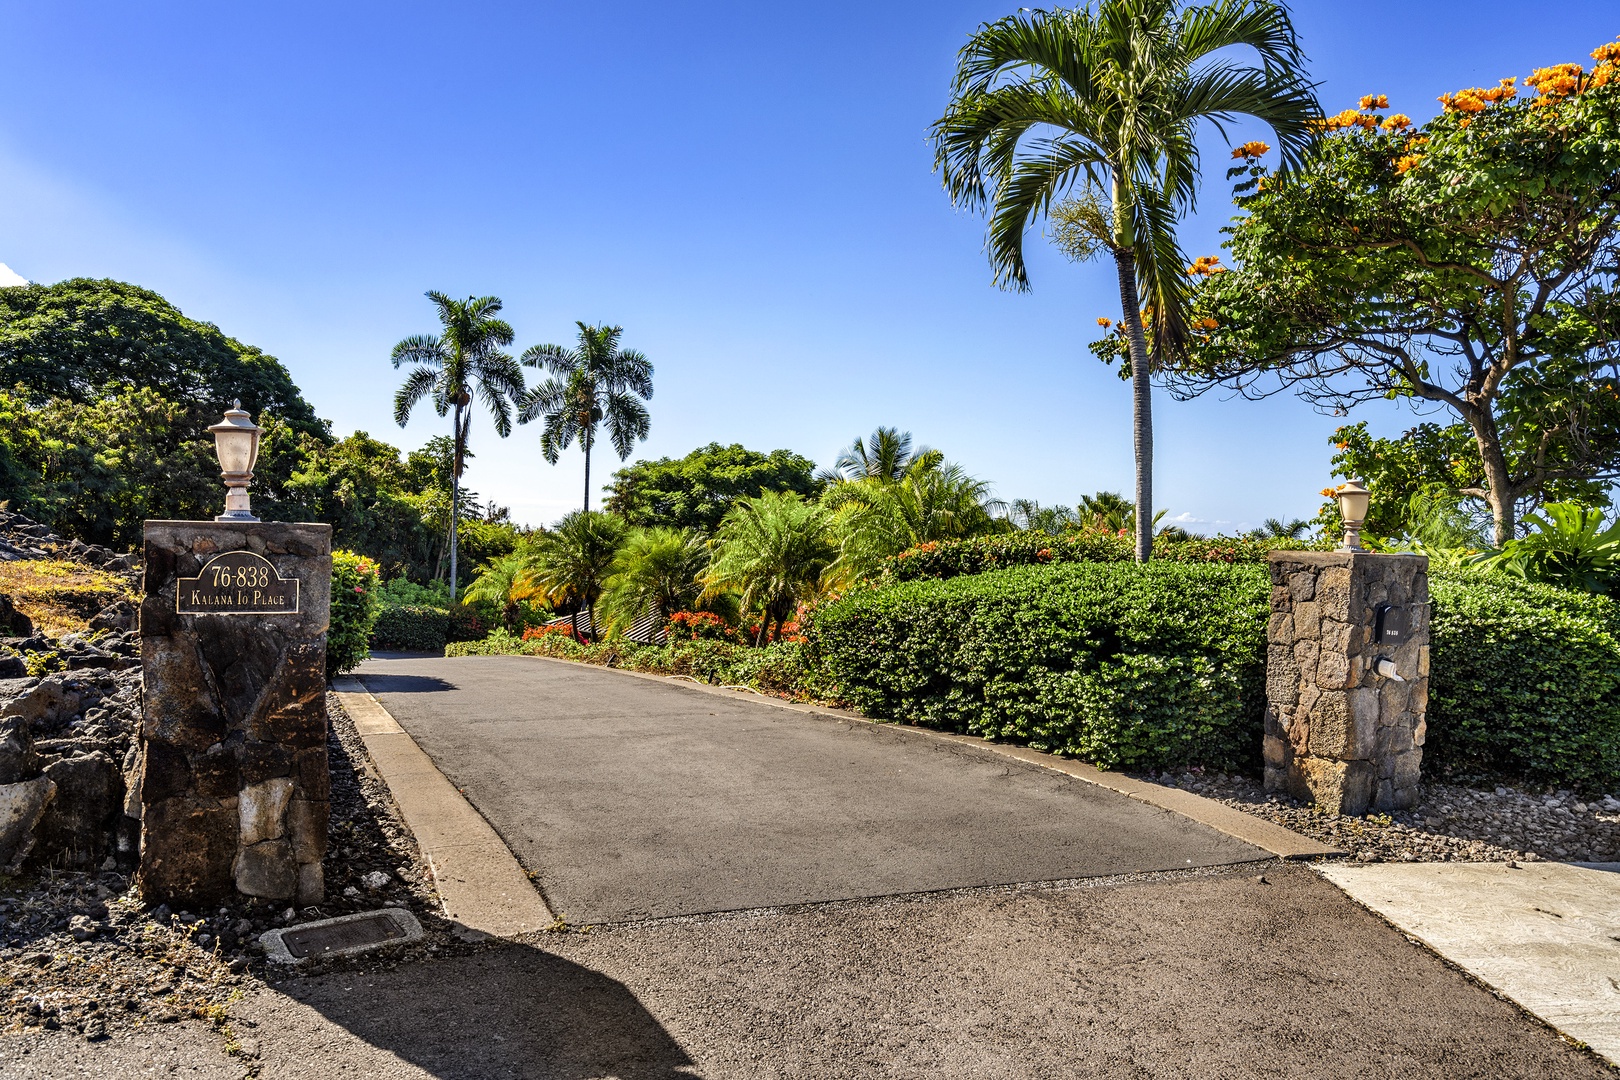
177,550 -> 300,615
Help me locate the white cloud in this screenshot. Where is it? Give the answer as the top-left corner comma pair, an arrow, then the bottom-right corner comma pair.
0,263 -> 28,287
1167,511 -> 1231,527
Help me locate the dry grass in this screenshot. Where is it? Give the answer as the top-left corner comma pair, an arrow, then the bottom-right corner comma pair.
0,559 -> 134,637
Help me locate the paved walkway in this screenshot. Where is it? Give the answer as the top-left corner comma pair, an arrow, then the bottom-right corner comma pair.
355,654 -> 1266,922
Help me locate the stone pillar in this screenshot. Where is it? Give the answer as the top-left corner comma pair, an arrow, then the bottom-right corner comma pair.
1263,551 -> 1429,816
136,521 -> 331,907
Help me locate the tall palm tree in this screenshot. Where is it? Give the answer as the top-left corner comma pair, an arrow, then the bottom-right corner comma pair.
519,323 -> 653,513
392,292 -> 525,602
523,511 -> 628,642
820,427 -> 930,484
933,0 -> 1317,562
706,491 -> 837,646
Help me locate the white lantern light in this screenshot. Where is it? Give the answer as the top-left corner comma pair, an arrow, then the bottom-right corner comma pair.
208,400 -> 262,522
1334,478 -> 1371,552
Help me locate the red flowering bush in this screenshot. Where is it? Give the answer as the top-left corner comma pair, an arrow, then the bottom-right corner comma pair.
665,611 -> 744,644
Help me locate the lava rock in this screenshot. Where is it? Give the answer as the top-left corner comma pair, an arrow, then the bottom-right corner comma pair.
0,713 -> 38,784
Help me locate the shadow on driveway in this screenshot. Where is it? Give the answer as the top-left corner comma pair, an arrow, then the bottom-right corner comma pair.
356,672 -> 457,694
246,943 -> 695,1079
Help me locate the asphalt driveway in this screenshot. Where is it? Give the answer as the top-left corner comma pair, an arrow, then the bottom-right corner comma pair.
357,654 -> 1265,922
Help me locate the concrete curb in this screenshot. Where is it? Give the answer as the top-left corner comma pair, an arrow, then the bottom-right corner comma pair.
491,653 -> 1340,862
331,678 -> 555,938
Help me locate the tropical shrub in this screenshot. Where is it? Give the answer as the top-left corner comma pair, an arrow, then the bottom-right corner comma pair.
1427,572 -> 1620,790
446,602 -> 487,643
665,610 -> 744,644
1473,502 -> 1620,596
328,550 -> 382,679
372,604 -> 449,652
809,562 -> 1271,771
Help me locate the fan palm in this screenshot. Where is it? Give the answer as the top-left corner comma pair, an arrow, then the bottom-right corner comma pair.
599,527 -> 711,632
391,292 -> 525,602
706,491 -> 837,646
519,323 -> 653,513
933,0 -> 1317,561
522,511 -> 628,642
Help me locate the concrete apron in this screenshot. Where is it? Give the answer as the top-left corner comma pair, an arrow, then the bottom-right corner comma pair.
329,678 -> 553,939
1320,860 -> 1620,1065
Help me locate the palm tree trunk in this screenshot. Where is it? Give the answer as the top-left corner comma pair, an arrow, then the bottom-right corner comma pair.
449,401 -> 462,603
1113,248 -> 1154,563
582,429 -> 593,514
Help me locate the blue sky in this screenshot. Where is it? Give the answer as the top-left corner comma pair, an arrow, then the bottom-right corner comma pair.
2,2 -> 1615,531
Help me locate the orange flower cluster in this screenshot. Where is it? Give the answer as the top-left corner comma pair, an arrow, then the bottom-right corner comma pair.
1438,79 -> 1517,114
1193,317 -> 1219,331
1394,155 -> 1423,175
1230,140 -> 1270,159
1381,113 -> 1413,131
1310,108 -> 1380,133
1096,316 -> 1113,327
1359,94 -> 1389,110
1527,64 -> 1583,99
1186,255 -> 1226,277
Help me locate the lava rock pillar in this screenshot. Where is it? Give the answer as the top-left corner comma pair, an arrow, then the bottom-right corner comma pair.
1263,551 -> 1430,816
136,521 -> 332,906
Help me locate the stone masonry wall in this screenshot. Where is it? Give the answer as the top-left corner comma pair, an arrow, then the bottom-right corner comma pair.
1264,551 -> 1430,816
137,521 -> 331,907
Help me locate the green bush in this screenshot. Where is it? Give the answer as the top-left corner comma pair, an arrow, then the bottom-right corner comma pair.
1427,571 -> 1620,791
880,532 -> 1314,583
446,602 -> 488,643
808,562 -> 1270,771
328,550 -> 382,680
372,604 -> 449,652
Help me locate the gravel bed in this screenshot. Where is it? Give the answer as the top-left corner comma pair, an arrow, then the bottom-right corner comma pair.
1136,767 -> 1620,863
0,693 -> 493,1041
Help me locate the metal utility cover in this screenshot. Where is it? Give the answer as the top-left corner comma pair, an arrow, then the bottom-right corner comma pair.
260,907 -> 424,964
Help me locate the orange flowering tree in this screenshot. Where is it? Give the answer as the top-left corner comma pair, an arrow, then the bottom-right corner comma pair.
1166,40 -> 1620,544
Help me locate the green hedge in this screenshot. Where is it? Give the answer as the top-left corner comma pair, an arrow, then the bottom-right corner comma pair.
328,550 -> 381,680
372,604 -> 449,652
880,532 -> 1314,583
808,562 -> 1270,771
1427,571 -> 1620,790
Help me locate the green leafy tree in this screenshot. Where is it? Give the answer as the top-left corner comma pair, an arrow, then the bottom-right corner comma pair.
0,279 -> 325,436
932,0 -> 1317,562
391,292 -> 525,602
606,443 -> 819,532
599,527 -> 710,631
1178,43 -> 1620,543
520,323 -> 654,513
706,491 -> 837,646
522,511 -> 629,641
